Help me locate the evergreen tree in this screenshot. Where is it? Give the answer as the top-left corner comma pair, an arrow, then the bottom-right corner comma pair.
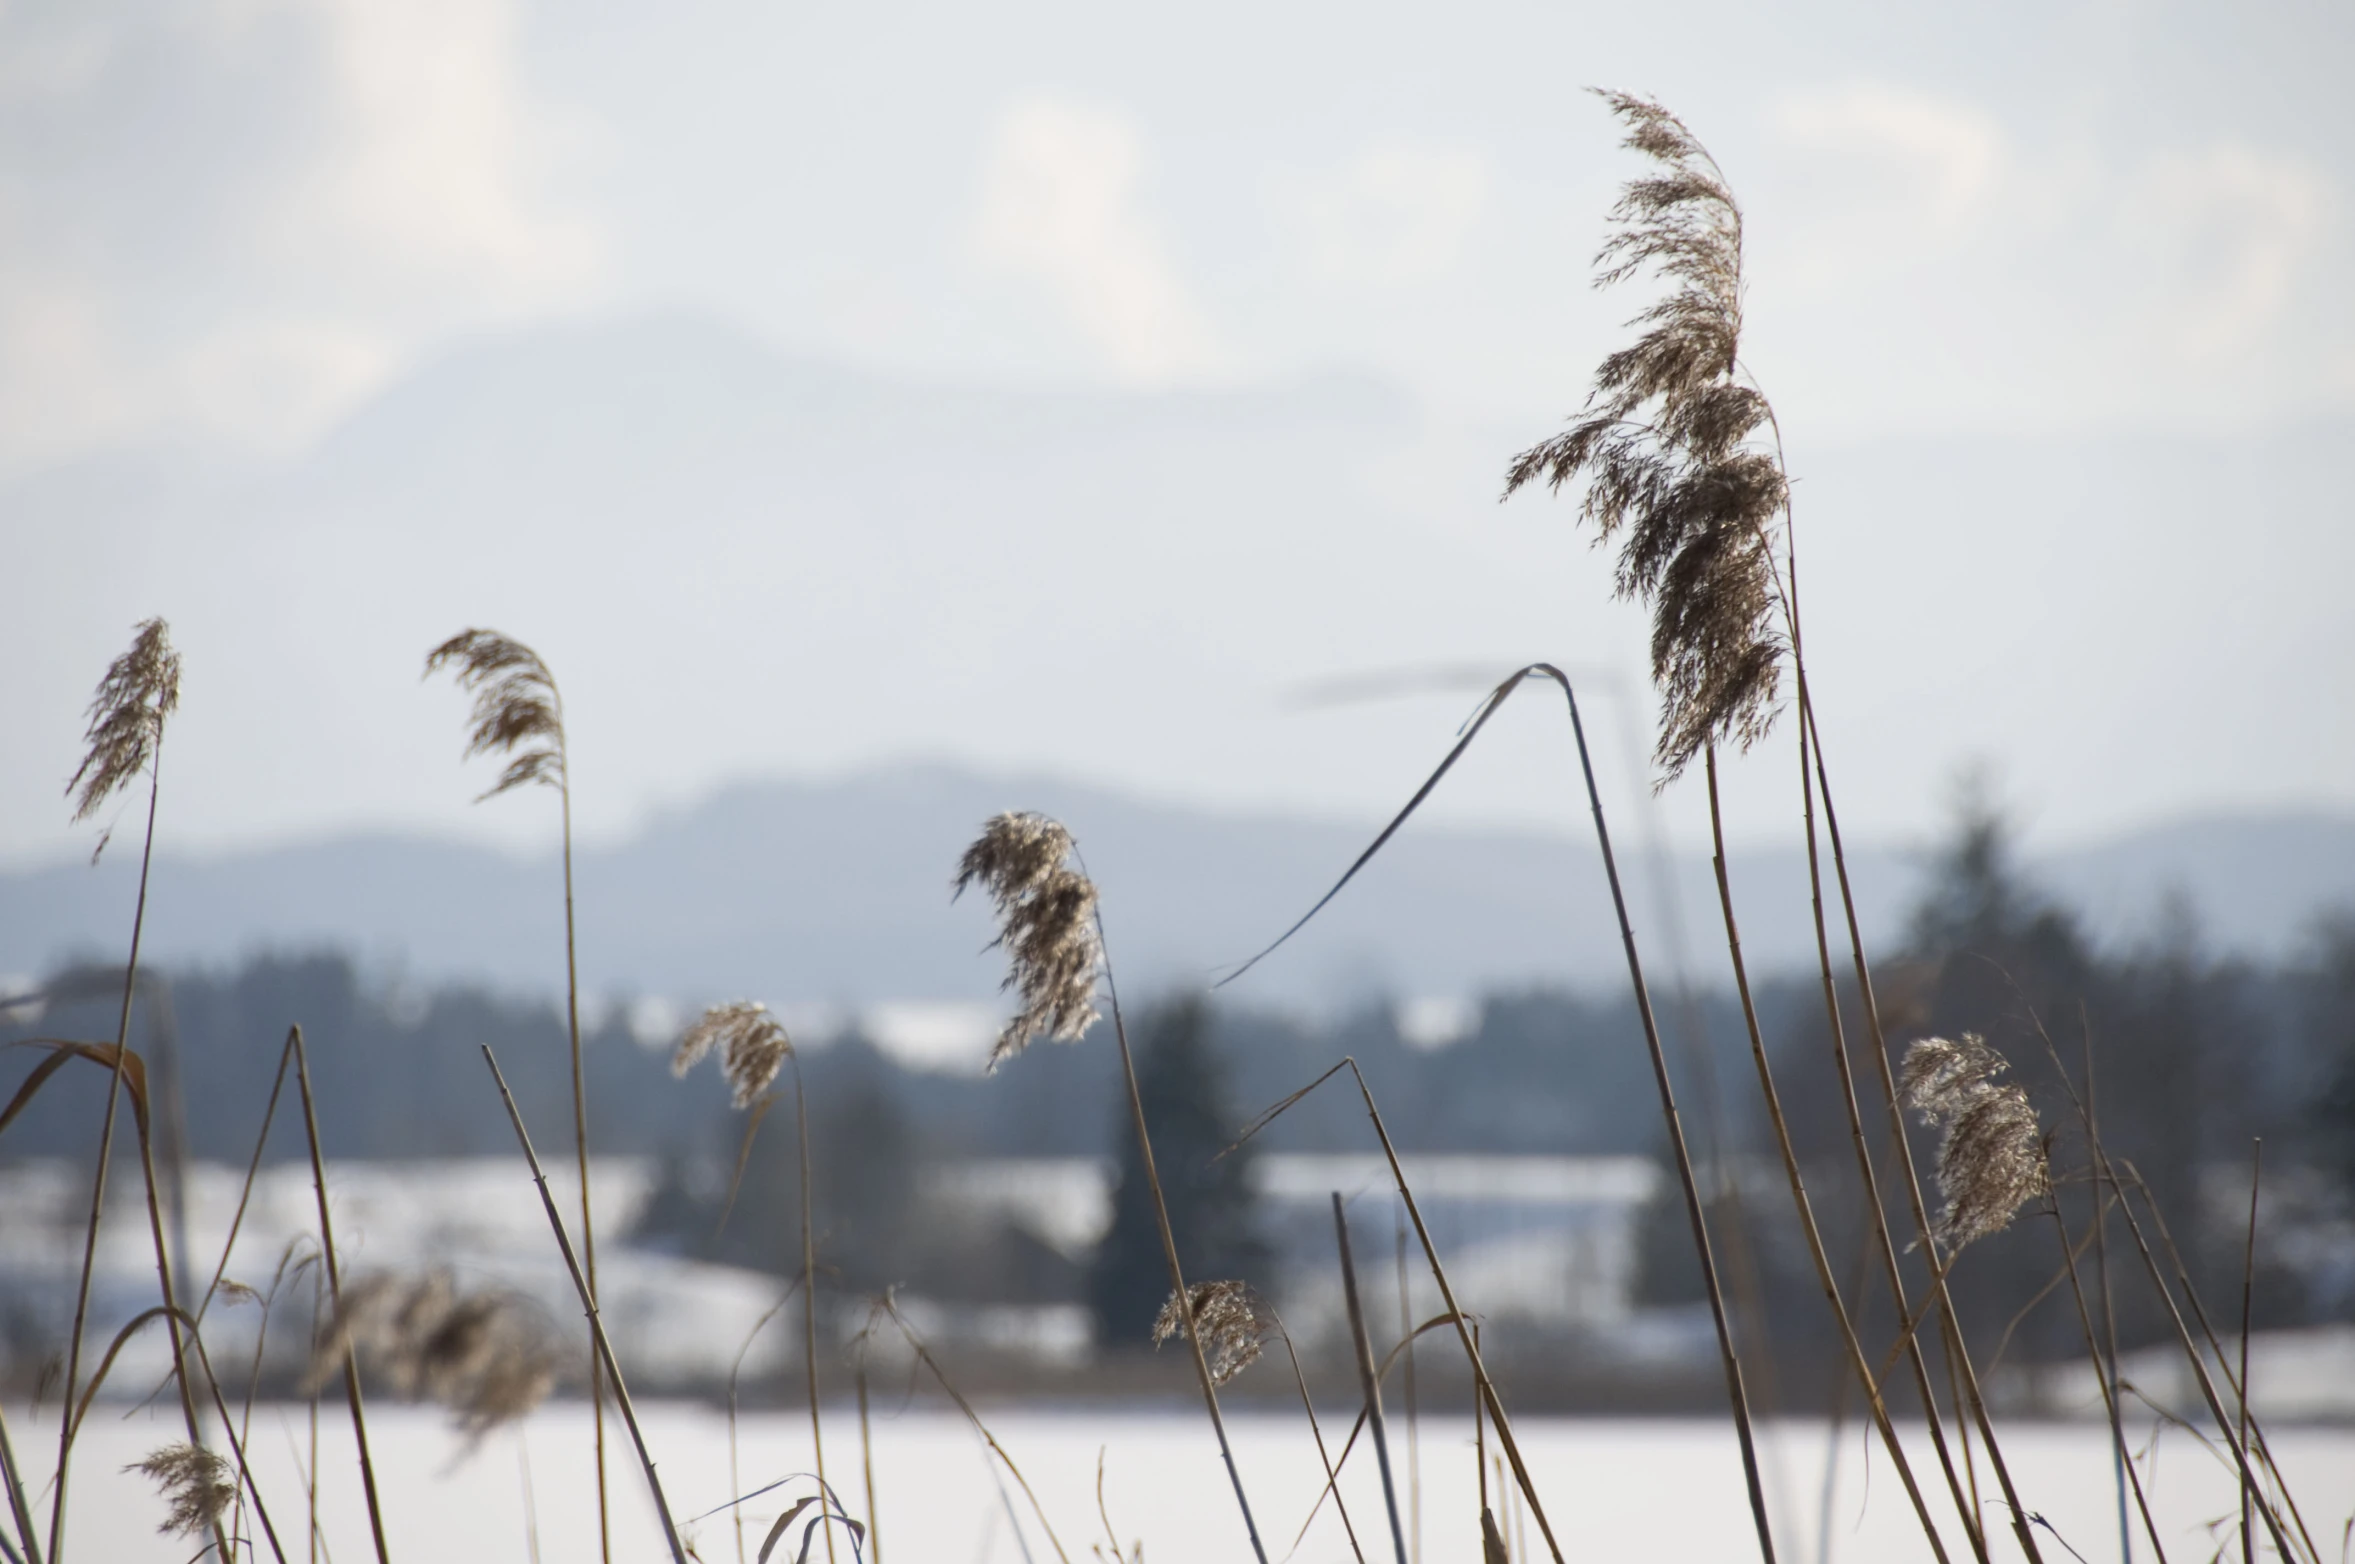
1086,997 -> 1268,1348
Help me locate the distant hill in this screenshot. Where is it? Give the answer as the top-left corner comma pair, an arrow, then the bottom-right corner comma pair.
4,764 -> 2350,1007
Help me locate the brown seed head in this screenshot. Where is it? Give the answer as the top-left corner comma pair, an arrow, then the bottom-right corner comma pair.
126,1442 -> 235,1537
423,629 -> 566,800
68,617 -> 181,828
309,1269 -> 559,1439
1502,92 -> 1786,779
673,1000 -> 794,1109
953,811 -> 1103,1070
1901,1034 -> 2047,1250
1151,1279 -> 1272,1386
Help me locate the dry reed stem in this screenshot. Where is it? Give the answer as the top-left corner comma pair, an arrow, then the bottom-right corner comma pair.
1230,1056 -> 1566,1564
52,619 -> 180,1564
1703,747 -> 1966,1561
955,813 -> 1266,1560
2041,1178 -> 2169,1563
0,1400 -> 38,1564
292,1026 -> 393,1564
790,1058 -> 834,1564
481,1044 -> 689,1564
879,1296 -> 1071,1564
1792,696 -> 2005,1561
2240,1139 -> 2262,1564
1799,690 -> 2048,1559
1333,1198 -> 1409,1564
855,1338 -> 882,1564
1219,663 -> 1772,1563
424,627 -> 608,1562
1271,1321 -> 1366,1564
1394,1219 -> 1420,1564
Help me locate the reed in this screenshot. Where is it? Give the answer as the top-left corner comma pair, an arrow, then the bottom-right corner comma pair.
50,619 -> 193,1564
481,1045 -> 689,1564
955,812 -> 1268,1563
1220,662 -> 1771,1561
425,627 -> 610,1562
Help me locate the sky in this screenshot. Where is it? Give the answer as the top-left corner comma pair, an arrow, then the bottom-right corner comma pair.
2,0 -> 2351,871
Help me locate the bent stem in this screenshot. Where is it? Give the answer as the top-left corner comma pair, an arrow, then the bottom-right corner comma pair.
1095,913 -> 1268,1564
1218,663 -> 1772,1562
481,1045 -> 688,1564
2041,1176 -> 2168,1564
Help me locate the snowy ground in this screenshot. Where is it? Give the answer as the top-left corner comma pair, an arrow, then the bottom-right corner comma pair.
17,1399 -> 2354,1563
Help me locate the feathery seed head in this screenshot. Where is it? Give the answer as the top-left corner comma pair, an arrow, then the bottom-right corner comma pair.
127,1442 -> 234,1537
1151,1279 -> 1272,1386
68,617 -> 181,826
309,1269 -> 559,1439
1503,92 -> 1786,779
1901,1034 -> 2046,1250
953,811 -> 1103,1070
673,1000 -> 794,1108
423,629 -> 566,801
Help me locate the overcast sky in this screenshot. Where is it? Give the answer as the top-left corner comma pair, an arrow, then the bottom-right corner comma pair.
2,0 -> 2350,871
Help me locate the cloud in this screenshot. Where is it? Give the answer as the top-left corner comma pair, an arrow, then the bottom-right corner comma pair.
971,95 -> 1225,383
1775,83 -> 2005,240
0,0 -> 602,473
1282,140 -> 1493,290
2120,145 -> 2328,360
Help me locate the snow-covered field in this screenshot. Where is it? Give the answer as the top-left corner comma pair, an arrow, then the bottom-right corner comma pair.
20,1400 -> 2355,1563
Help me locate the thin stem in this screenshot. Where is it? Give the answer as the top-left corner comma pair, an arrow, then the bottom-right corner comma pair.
1095,910 -> 1268,1564
880,1297 -> 1070,1564
1798,682 -> 2043,1560
482,1045 -> 688,1564
1555,673 -> 1775,1564
560,780 -> 611,1564
1394,1216 -> 1420,1564
1792,688 -> 2005,1561
1703,747 -> 1962,1562
2088,1027 -> 2130,1564
1335,1197 -> 1408,1564
1274,1325 -> 1364,1564
2042,1184 -> 2168,1564
2240,1139 -> 2262,1564
790,1060 -> 834,1564
0,1397 -> 42,1564
50,751 -> 163,1564
857,1346 -> 882,1564
294,1026 -> 393,1564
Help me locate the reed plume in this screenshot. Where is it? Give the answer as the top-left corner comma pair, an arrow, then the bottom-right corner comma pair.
422,631 -> 565,799
1901,1036 -> 2047,1250
1502,93 -> 1785,779
953,812 -> 1103,1069
1152,1281 -> 1272,1388
127,1443 -> 235,1539
68,617 -> 182,829
425,626 -> 609,1560
308,1270 -> 561,1440
670,1000 -> 829,1563
673,1001 -> 793,1109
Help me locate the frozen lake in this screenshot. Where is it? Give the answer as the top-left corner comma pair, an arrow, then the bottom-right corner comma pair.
19,1399 -> 2354,1562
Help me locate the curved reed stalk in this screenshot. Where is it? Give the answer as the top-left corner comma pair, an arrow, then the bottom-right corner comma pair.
955,814 -> 1268,1563
1219,662 -> 1774,1562
425,627 -> 609,1561
49,619 -> 214,1564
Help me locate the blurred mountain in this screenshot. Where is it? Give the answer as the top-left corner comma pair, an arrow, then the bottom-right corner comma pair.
5,763 -> 2350,1006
